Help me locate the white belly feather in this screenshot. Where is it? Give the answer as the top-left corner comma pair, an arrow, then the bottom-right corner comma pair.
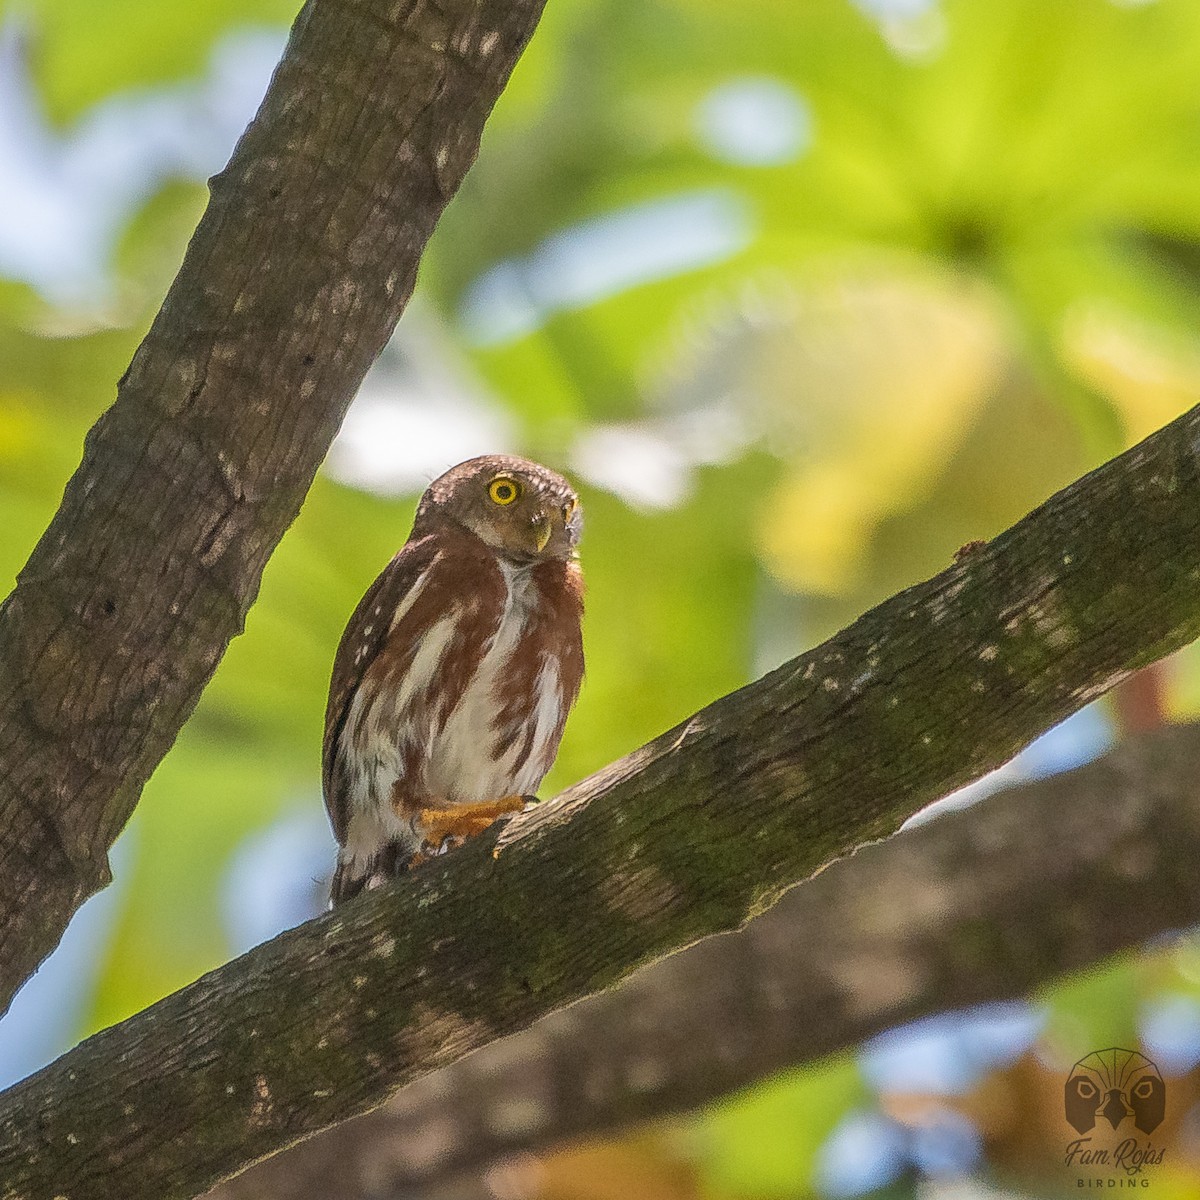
339,560 -> 562,871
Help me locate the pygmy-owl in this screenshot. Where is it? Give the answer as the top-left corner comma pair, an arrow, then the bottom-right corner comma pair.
323,455 -> 584,904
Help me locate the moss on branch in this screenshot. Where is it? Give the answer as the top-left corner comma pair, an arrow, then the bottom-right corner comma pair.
212,722 -> 1200,1200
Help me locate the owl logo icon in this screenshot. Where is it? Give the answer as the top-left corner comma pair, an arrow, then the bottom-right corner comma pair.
1064,1048 -> 1165,1136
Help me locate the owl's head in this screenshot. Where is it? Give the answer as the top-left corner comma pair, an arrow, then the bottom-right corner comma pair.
419,455 -> 582,563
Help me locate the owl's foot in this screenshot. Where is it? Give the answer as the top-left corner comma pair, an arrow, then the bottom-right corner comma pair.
416,795 -> 530,855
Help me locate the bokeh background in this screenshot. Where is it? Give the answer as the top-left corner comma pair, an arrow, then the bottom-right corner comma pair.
4,0 -> 1200,1196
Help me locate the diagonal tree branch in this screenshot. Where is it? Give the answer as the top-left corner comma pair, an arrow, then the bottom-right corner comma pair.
208,720 -> 1200,1200
0,0 -> 549,1016
2,406 -> 1200,1200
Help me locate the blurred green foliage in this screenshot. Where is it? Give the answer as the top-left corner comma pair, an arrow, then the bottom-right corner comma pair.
29,0 -> 296,121
6,0 -> 1200,1195
697,1057 -> 869,1195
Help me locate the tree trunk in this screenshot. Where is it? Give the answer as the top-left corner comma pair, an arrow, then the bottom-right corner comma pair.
0,0 -> 549,1017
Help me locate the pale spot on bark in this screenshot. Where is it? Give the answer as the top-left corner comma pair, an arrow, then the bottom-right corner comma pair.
1028,598 -> 1075,648
823,677 -> 839,692
1074,669 -> 1132,706
249,1075 -> 273,1129
979,644 -> 998,661
928,595 -> 951,624
395,1004 -> 491,1071
172,359 -> 198,395
480,30 -> 500,55
330,278 -> 358,316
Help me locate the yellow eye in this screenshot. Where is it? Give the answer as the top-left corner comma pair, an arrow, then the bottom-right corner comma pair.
488,478 -> 520,506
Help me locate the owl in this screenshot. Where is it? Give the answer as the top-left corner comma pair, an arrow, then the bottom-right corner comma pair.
323,455 -> 584,904
1064,1048 -> 1165,1136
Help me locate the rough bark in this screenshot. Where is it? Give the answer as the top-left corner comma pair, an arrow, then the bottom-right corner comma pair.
0,0 -> 548,1016
3,407 -> 1200,1199
208,721 -> 1200,1200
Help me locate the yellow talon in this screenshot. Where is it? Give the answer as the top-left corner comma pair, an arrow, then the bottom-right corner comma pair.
416,795 -> 527,850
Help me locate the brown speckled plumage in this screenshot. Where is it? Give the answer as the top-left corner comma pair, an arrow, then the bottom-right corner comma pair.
323,456 -> 584,903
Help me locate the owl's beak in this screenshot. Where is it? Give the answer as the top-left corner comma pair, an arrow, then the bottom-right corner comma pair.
529,500 -> 580,557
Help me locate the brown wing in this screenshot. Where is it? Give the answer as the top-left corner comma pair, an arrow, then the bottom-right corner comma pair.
542,557 -> 586,747
321,534 -> 441,844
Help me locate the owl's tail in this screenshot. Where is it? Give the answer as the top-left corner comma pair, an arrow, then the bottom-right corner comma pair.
329,841 -> 410,906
